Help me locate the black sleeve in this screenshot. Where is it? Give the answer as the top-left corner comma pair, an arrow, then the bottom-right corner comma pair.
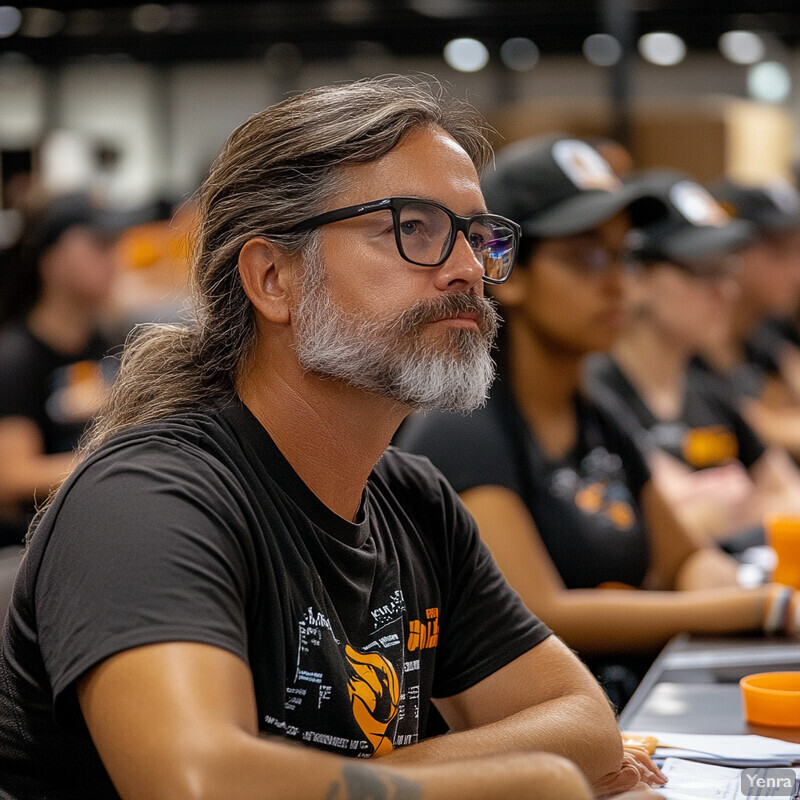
387,453 -> 551,699
433,499 -> 552,697
34,438 -> 253,726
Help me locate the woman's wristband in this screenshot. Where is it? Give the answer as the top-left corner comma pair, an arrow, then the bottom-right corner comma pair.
763,585 -> 799,635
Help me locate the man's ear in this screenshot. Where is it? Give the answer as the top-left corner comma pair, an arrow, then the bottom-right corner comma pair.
489,268 -> 527,309
238,237 -> 299,325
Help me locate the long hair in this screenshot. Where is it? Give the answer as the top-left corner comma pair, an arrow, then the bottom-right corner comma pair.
79,75 -> 494,456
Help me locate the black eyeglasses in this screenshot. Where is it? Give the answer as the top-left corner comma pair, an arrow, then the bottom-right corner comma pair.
288,196 -> 521,284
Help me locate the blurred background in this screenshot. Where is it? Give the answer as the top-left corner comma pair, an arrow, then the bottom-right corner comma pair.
2,0 -> 800,215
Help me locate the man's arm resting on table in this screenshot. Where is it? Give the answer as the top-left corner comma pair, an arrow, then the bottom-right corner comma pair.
380,635 -> 630,793
77,641 -> 597,800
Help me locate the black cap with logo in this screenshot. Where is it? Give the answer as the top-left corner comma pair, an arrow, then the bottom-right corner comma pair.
709,177 -> 800,235
623,169 -> 755,265
481,134 -> 667,238
18,191 -> 148,264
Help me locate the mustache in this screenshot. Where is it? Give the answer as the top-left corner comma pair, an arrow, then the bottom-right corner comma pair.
391,293 -> 500,342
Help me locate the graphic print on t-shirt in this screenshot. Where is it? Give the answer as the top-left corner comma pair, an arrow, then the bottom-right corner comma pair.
344,644 -> 399,756
270,590 -> 432,757
551,446 -> 636,531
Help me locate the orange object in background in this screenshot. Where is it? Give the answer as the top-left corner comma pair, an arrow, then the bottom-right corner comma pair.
740,671 -> 800,728
766,515 -> 800,589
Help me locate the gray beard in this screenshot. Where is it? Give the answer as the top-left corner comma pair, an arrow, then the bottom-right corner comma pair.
293,260 -> 499,414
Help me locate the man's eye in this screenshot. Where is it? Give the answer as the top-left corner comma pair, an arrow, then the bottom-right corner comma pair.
400,220 -> 423,236
469,232 -> 487,248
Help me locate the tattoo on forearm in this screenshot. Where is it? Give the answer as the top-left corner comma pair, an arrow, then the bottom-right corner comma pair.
324,764 -> 422,800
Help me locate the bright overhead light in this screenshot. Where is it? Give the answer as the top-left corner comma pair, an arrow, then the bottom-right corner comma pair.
132,4 -> 170,33
410,0 -> 475,19
638,32 -> 686,66
500,37 -> 539,71
748,61 -> 791,103
20,7 -> 64,38
583,33 -> 622,67
443,37 -> 489,72
0,6 -> 22,38
718,30 -> 765,65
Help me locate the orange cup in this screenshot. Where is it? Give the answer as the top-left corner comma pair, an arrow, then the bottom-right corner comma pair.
765,515 -> 800,589
740,671 -> 800,727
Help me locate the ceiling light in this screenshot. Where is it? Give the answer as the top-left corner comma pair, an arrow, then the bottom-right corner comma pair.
719,30 -> 765,65
748,61 -> 791,103
583,33 -> 622,67
132,4 -> 170,33
410,0 -> 477,19
328,0 -> 372,25
500,37 -> 539,71
0,6 -> 22,38
20,7 -> 64,38
443,37 -> 489,72
638,32 -> 686,66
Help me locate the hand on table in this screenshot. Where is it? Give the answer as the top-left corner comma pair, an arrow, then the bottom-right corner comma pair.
593,740 -> 667,798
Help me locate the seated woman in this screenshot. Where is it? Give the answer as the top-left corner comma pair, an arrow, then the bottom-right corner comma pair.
585,169 -> 800,552
0,193 -> 124,546
396,136 -> 796,709
699,177 -> 800,461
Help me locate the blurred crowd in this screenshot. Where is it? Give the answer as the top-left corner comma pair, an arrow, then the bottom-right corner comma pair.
0,182 -> 197,548
4,127 -> 800,712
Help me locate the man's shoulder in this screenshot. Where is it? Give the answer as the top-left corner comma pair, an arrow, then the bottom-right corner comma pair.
78,407 -> 240,482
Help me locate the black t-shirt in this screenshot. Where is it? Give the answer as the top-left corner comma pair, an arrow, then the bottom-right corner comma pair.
586,355 -> 766,471
396,383 -> 651,590
0,321 -> 117,454
0,398 -> 549,798
0,322 -> 118,547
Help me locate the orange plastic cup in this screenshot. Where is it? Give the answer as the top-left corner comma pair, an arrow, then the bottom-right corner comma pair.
740,671 -> 800,727
765,515 -> 800,589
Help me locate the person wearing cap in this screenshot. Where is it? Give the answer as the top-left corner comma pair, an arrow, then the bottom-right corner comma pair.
586,169 -> 800,553
397,135 -> 795,710
699,177 -> 800,459
0,192 -> 124,547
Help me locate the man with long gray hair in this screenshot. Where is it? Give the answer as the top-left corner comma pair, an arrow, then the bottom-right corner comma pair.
0,76 -> 662,800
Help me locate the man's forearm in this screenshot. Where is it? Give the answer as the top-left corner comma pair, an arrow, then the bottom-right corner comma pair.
380,691 -> 623,788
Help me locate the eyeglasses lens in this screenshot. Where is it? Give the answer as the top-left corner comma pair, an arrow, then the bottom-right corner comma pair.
470,217 -> 517,282
397,201 -> 515,280
397,202 -> 452,265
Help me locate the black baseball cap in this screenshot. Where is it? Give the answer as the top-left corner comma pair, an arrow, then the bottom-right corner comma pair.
623,169 -> 755,264
481,134 -> 667,238
709,177 -> 800,234
19,191 -> 142,262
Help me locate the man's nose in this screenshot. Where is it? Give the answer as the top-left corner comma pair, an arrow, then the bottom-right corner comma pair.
434,232 -> 485,292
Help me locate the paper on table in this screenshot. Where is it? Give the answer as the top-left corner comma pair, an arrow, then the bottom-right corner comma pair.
643,731 -> 800,767
658,758 -> 744,800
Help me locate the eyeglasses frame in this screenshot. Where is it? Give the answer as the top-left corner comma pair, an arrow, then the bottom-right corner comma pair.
287,196 -> 521,284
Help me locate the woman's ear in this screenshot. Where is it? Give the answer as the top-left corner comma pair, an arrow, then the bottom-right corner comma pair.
489,268 -> 528,309
238,237 -> 299,325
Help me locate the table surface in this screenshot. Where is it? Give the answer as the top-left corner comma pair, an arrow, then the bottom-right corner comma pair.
618,633 -> 800,742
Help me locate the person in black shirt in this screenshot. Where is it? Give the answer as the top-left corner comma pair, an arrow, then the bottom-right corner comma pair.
586,169 -> 800,552
0,78 -> 663,800
0,193 -> 123,548
701,177 -> 800,459
397,136 -> 796,710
